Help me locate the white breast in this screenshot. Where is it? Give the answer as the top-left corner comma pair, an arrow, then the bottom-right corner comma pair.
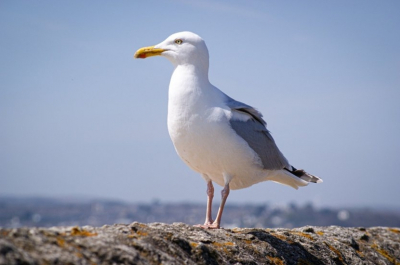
167,66 -> 266,189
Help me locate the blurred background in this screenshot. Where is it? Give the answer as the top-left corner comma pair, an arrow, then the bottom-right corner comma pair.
1,1 -> 399,228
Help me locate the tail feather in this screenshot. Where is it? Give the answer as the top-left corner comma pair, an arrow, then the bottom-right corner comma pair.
267,170 -> 309,190
285,166 -> 323,184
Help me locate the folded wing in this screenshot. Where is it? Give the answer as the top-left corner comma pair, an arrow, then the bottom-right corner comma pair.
226,97 -> 291,170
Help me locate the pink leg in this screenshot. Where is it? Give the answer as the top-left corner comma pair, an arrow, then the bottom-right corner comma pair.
199,183 -> 230,229
195,181 -> 214,227
204,181 -> 214,225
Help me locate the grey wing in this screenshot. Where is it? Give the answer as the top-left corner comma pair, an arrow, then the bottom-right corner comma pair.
225,96 -> 267,125
226,98 -> 290,170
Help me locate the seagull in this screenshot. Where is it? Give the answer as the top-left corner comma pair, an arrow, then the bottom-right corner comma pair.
134,31 -> 322,229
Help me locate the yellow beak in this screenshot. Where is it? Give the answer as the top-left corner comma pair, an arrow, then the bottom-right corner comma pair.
134,46 -> 166,59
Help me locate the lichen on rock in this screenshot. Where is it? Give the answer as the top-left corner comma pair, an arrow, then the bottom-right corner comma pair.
1,223 -> 399,264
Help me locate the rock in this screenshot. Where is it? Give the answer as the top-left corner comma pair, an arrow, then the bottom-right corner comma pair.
0,223 -> 399,264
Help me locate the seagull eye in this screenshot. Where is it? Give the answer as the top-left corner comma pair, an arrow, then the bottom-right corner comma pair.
174,39 -> 183,45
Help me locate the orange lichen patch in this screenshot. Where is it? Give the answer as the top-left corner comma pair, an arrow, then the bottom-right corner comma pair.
56,237 -> 66,247
356,250 -> 364,257
292,232 -> 315,241
271,233 -> 294,244
136,230 -> 148,237
212,242 -> 235,247
70,227 -> 98,237
1,230 -> 9,237
75,252 -> 83,258
164,232 -> 173,239
324,242 -> 344,263
389,228 -> 400,234
128,229 -> 149,238
212,242 -> 223,248
272,234 -> 287,241
267,256 -> 284,265
316,231 -> 324,236
211,242 -> 235,254
372,244 -> 400,265
244,239 -> 252,244
190,242 -> 198,248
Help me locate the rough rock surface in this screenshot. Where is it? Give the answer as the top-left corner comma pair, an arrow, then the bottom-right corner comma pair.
1,223 -> 399,265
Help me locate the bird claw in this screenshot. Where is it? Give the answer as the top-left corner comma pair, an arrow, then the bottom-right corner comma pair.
194,222 -> 221,229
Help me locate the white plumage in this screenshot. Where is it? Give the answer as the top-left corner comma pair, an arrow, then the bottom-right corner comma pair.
134,31 -> 322,228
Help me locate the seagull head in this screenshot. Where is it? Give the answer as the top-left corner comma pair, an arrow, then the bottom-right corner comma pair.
134,31 -> 209,69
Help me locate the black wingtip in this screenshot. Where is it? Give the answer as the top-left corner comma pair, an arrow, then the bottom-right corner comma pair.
284,167 -> 322,183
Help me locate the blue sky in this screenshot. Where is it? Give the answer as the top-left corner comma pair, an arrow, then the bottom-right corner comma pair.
1,0 -> 399,208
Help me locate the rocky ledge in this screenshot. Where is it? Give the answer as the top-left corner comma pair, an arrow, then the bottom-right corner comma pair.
1,223 -> 399,265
